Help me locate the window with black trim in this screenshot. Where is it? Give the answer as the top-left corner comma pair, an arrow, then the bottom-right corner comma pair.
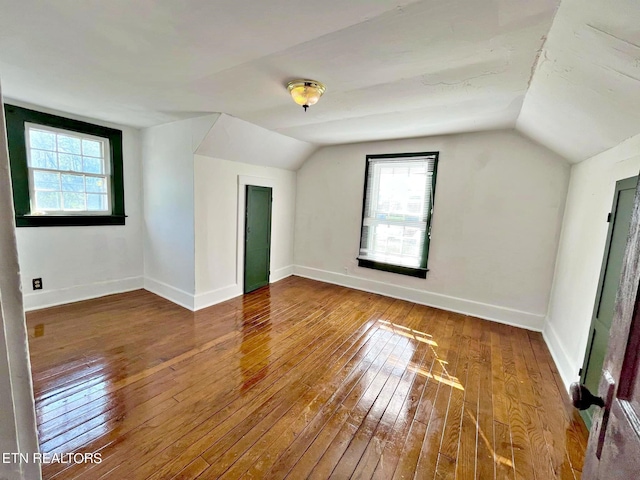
4,104 -> 125,227
357,152 -> 438,278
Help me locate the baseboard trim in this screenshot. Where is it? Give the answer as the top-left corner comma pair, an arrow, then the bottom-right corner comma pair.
271,265 -> 294,283
292,265 -> 545,331
194,266 -> 293,311
194,284 -> 242,311
144,277 -> 195,311
23,276 -> 144,312
542,320 -> 578,392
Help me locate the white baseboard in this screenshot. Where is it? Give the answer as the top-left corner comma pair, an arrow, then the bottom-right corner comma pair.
271,265 -> 294,283
194,283 -> 242,311
193,266 -> 293,311
292,265 -> 545,331
23,276 -> 144,311
542,320 -> 578,392
144,277 -> 195,311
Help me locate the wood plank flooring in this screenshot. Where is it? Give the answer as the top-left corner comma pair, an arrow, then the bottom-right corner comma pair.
25,276 -> 588,479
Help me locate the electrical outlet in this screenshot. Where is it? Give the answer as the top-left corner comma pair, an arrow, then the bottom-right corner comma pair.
32,278 -> 42,290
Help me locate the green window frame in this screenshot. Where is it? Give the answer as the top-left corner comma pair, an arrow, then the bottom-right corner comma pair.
357,151 -> 439,278
4,104 -> 126,227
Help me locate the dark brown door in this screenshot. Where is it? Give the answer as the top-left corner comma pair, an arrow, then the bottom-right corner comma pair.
582,177 -> 640,478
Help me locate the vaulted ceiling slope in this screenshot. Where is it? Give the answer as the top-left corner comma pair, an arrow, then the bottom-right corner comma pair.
0,1 -> 637,163
517,0 -> 640,163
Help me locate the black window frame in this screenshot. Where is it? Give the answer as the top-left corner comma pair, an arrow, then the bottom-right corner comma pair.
4,104 -> 126,227
357,151 -> 439,279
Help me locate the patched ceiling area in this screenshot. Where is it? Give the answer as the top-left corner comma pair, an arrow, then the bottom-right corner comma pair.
0,0 -> 638,162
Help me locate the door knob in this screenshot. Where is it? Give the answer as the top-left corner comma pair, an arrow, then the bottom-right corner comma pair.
570,382 -> 605,410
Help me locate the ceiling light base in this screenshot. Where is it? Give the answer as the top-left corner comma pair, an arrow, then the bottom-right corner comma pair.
287,79 -> 326,111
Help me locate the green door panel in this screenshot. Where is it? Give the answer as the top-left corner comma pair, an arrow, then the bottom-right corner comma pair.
580,176 -> 637,428
594,187 -> 636,329
244,186 -> 272,294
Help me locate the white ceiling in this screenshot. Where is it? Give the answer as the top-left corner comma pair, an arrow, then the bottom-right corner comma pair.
0,0 -> 638,162
518,0 -> 640,162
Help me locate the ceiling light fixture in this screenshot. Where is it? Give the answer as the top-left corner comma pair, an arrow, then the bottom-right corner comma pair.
287,79 -> 326,111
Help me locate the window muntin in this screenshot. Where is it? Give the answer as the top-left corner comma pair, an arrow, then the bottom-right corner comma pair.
358,153 -> 438,276
25,124 -> 111,215
4,104 -> 125,227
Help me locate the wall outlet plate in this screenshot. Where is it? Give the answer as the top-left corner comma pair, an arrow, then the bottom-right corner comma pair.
32,278 -> 42,290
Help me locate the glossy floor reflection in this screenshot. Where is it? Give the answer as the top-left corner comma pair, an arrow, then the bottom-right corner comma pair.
26,276 -> 588,479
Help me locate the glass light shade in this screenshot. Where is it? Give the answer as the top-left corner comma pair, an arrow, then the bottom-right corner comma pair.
287,80 -> 326,108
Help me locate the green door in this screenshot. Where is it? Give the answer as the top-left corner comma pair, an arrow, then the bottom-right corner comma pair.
579,175 -> 638,428
244,185 -> 272,294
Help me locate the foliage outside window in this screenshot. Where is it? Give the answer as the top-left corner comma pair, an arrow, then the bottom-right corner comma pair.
357,152 -> 439,278
4,104 -> 125,227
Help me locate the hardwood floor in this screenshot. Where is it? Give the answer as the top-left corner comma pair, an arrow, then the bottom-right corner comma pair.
26,276 -> 588,479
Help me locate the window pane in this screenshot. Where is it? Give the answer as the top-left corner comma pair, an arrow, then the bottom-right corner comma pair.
58,154 -> 83,172
62,192 -> 86,210
29,129 -> 56,150
83,156 -> 104,174
57,135 -> 81,154
359,155 -> 437,273
35,191 -> 60,210
85,176 -> 107,193
87,194 -> 108,211
82,139 -> 102,157
61,174 -> 85,192
30,150 -> 58,169
33,171 -> 60,191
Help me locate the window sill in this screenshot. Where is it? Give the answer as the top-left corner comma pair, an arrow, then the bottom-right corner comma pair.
357,258 -> 428,278
15,215 -> 126,227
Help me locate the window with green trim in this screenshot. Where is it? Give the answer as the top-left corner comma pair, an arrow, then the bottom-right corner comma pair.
357,152 -> 438,278
4,105 -> 125,227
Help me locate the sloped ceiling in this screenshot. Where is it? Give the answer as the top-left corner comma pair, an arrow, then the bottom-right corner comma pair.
196,114 -> 316,170
0,0 -> 637,162
517,0 -> 640,163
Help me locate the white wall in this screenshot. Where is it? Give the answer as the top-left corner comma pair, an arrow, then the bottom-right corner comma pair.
141,117 -> 214,309
6,101 -> 144,311
194,155 -> 296,309
544,132 -> 640,389
0,90 -> 41,480
294,129 -> 569,330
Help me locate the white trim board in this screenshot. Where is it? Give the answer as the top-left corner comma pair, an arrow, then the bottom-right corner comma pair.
144,277 -> 195,311
293,265 -> 545,331
194,283 -> 241,311
542,320 -> 579,393
271,265 -> 294,283
22,276 -> 143,312
22,266 -> 296,313
194,266 -> 293,311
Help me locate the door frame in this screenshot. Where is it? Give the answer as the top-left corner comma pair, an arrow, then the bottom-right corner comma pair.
580,175 -> 639,427
236,175 -> 276,292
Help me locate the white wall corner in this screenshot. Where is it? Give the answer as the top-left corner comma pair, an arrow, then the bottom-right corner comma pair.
22,276 -> 144,312
271,265 -> 294,283
194,284 -> 242,311
293,266 -> 545,331
542,319 -> 579,392
190,114 -> 220,153
144,277 -> 195,311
